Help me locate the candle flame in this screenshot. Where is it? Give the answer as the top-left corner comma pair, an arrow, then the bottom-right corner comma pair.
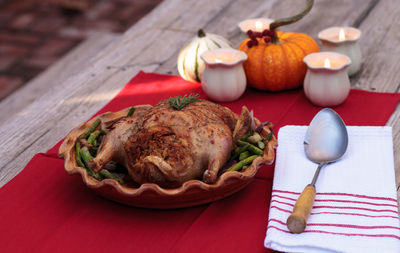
339,28 -> 346,41
255,21 -> 263,31
324,58 -> 331,68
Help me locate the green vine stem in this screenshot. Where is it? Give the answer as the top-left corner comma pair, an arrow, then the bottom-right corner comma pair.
269,0 -> 314,43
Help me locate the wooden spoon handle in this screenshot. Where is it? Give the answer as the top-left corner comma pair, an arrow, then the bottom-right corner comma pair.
286,184 -> 316,233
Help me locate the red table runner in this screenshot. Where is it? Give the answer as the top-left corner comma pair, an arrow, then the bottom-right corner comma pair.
1,72 -> 399,252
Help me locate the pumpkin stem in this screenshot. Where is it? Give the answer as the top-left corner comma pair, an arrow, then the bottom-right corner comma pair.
197,29 -> 206,38
269,0 -> 314,43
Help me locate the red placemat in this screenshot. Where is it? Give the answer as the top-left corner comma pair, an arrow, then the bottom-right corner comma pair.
1,72 -> 399,253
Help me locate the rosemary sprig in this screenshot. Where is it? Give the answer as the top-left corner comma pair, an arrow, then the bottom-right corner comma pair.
168,93 -> 200,110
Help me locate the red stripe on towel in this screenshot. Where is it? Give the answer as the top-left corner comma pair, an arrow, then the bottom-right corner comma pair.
272,190 -> 398,203
267,225 -> 400,240
270,205 -> 400,219
271,194 -> 399,208
270,199 -> 294,207
269,219 -> 400,230
270,200 -> 399,214
313,205 -> 398,213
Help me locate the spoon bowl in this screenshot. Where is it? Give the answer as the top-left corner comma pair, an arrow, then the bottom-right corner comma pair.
304,108 -> 348,163
286,108 -> 348,233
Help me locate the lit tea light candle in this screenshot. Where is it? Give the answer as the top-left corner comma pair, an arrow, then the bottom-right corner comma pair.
303,52 -> 352,107
324,58 -> 331,68
238,18 -> 274,42
238,18 -> 274,32
318,26 -> 362,76
339,28 -> 346,41
200,48 -> 248,102
255,20 -> 263,31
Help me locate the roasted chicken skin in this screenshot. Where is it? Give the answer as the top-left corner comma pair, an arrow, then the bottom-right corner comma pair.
89,99 -> 251,188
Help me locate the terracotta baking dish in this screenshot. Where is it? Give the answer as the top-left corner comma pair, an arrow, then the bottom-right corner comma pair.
58,106 -> 277,209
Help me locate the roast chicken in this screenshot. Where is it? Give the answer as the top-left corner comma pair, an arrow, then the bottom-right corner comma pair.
89,99 -> 252,188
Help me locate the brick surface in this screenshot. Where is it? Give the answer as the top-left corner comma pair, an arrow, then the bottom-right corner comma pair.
58,26 -> 88,39
0,0 -> 163,101
89,19 -> 121,31
31,16 -> 66,33
50,0 -> 92,11
86,1 -> 115,20
0,56 -> 18,71
0,44 -> 29,56
9,13 -> 36,30
0,32 -> 40,45
115,5 -> 139,22
4,0 -> 32,11
0,13 -> 12,29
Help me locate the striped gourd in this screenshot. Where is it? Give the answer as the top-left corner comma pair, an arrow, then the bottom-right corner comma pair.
177,29 -> 232,82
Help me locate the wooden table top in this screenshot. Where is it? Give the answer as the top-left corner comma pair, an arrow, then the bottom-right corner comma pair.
0,0 -> 399,210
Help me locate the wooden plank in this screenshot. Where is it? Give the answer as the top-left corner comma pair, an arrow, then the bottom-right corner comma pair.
0,32 -> 120,127
352,0 -> 400,92
349,0 -> 400,206
0,0 -> 238,186
0,0 -> 382,189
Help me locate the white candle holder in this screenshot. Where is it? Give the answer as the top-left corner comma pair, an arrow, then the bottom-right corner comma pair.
318,26 -> 362,76
303,52 -> 351,107
200,48 -> 247,102
238,18 -> 274,42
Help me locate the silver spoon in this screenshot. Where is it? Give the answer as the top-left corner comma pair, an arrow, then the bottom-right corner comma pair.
286,108 -> 348,233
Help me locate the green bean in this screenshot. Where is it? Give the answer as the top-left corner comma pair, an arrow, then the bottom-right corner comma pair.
239,151 -> 250,161
100,129 -> 108,135
257,141 -> 265,150
228,155 -> 259,172
99,169 -> 124,184
242,165 -> 249,170
240,130 -> 253,141
77,141 -> 123,184
80,119 -> 101,139
75,142 -> 85,168
88,130 -> 101,146
127,106 -> 136,117
80,147 -> 101,180
247,144 -> 264,155
80,147 -> 92,166
237,140 -> 263,155
230,142 -> 249,161
237,140 -> 249,146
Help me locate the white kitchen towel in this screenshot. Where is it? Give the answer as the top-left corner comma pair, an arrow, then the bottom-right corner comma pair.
265,126 -> 400,253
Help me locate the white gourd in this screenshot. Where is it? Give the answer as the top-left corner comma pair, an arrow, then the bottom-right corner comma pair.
177,29 -> 232,82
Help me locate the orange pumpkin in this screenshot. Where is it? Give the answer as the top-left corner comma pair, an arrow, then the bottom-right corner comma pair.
238,31 -> 319,91
238,0 -> 319,91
